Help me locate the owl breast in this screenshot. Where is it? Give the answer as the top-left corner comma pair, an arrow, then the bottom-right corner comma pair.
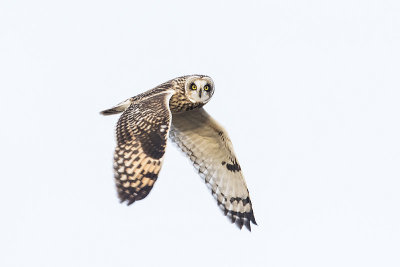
169,92 -> 204,113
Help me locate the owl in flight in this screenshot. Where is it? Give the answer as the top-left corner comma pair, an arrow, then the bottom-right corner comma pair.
100,75 -> 257,231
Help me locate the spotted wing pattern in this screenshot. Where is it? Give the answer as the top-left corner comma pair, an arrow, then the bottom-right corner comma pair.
113,91 -> 174,205
169,108 -> 257,230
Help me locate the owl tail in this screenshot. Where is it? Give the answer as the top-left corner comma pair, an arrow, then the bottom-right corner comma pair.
100,98 -> 133,115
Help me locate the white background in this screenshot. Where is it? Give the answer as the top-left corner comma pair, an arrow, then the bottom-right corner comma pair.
1,1 -> 399,266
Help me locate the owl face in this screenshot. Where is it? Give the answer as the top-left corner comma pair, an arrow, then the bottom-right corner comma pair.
184,76 -> 214,104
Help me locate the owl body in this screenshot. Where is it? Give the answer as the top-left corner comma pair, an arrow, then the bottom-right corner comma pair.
101,75 -> 257,231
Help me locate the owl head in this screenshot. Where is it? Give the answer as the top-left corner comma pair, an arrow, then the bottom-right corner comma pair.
184,75 -> 214,104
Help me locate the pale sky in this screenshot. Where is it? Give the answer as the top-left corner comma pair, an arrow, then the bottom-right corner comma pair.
1,1 -> 399,266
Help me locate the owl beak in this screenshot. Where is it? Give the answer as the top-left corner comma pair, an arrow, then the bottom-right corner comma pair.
198,90 -> 202,98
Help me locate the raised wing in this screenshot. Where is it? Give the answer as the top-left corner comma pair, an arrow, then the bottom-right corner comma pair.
169,108 -> 257,230
109,90 -> 174,205
100,98 -> 133,116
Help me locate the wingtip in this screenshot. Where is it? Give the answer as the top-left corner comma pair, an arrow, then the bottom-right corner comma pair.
118,193 -> 136,206
100,98 -> 133,116
236,214 -> 257,232
100,109 -> 119,116
236,218 -> 245,230
244,219 -> 251,231
251,214 -> 258,226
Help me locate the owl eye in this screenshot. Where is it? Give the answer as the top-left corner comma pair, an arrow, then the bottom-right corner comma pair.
204,84 -> 210,91
191,83 -> 197,90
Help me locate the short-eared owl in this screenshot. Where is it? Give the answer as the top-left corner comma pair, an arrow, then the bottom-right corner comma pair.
100,75 -> 257,231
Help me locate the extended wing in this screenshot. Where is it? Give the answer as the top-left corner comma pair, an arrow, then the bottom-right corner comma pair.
169,108 -> 257,230
102,90 -> 174,204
